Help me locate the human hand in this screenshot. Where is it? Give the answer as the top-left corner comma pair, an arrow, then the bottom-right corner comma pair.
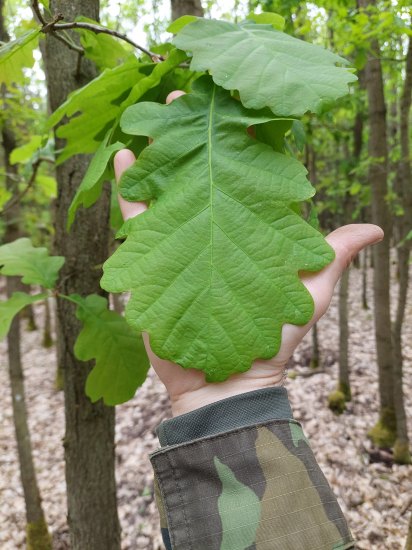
114,92 -> 383,417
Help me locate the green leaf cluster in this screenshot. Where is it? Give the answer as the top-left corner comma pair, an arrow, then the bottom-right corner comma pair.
0,238 -> 149,405
70,294 -> 150,405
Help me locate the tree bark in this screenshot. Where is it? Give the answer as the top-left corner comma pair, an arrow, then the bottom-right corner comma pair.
1,3 -> 52,547
338,267 -> 351,400
391,33 -> 412,464
171,0 -> 203,20
406,511 -> 412,550
358,0 -> 395,448
41,1 -> 120,548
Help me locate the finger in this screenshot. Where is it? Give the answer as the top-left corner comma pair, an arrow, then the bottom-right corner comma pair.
114,149 -> 147,221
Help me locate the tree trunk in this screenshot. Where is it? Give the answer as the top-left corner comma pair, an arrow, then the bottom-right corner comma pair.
406,512 -> 412,550
41,2 -> 120,548
171,0 -> 203,20
338,267 -> 351,400
358,0 -> 395,449
391,33 -> 412,464
1,3 -> 52,547
42,297 -> 53,348
362,247 -> 368,310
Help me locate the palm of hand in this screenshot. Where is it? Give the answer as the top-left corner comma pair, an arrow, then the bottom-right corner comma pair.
114,93 -> 382,416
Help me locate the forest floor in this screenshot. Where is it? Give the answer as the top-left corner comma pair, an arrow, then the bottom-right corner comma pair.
0,262 -> 411,550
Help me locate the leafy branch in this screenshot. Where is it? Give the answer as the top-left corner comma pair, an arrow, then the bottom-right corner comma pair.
0,238 -> 149,405
31,0 -> 161,61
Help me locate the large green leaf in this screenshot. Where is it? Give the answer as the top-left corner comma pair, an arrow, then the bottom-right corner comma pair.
173,19 -> 357,116
0,292 -> 47,340
0,29 -> 39,88
70,294 -> 150,406
0,238 -> 64,289
101,77 -> 334,382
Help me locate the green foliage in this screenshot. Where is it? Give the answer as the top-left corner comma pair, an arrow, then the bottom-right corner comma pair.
47,56 -> 142,163
0,292 -> 47,340
70,294 -> 150,405
76,17 -> 131,70
67,133 -> 124,228
0,29 -> 39,87
246,11 -> 285,31
102,77 -> 334,382
173,18 -> 357,116
10,135 -> 43,164
0,238 -> 64,289
47,48 -> 187,164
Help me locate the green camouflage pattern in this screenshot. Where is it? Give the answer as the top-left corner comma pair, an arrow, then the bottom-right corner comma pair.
150,419 -> 354,550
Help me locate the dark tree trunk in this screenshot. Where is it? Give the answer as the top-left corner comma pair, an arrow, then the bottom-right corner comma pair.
359,0 -> 395,449
338,267 -> 351,400
171,0 -> 203,20
362,247 -> 368,310
1,3 -> 51,547
42,297 -> 53,348
41,1 -> 120,548
391,33 -> 412,464
406,512 -> 412,550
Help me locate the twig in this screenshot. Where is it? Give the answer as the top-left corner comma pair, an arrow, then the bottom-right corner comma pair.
31,0 -> 161,61
53,21 -> 161,61
51,30 -> 84,54
31,0 -> 47,26
0,159 -> 42,216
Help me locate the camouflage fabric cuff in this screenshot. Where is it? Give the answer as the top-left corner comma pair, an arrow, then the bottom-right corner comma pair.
151,391 -> 355,550
156,386 -> 293,446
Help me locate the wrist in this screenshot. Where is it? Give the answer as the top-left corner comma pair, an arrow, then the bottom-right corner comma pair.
170,363 -> 287,416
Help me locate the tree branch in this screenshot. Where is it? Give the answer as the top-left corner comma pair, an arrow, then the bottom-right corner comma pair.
31,0 -> 161,61
52,21 -> 162,61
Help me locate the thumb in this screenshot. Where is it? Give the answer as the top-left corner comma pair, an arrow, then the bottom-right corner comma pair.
325,223 -> 383,286
301,223 -> 383,322
114,149 -> 147,221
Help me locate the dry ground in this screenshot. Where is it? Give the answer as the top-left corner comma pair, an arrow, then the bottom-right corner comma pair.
0,263 -> 411,549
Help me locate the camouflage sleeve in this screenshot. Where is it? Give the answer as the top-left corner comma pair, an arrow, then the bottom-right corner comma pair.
150,386 -> 355,550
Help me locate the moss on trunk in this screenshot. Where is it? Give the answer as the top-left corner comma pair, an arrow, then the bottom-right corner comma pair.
27,518 -> 52,550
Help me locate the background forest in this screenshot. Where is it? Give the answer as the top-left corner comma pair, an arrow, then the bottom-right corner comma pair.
0,0 -> 411,549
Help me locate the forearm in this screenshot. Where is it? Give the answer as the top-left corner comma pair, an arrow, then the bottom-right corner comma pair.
151,387 -> 355,550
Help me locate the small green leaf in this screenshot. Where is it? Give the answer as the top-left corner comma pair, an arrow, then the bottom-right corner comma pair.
10,135 -> 43,165
67,131 -> 124,228
173,19 -> 357,116
35,174 -> 57,198
167,15 -> 198,34
70,294 -> 150,406
246,12 -> 285,31
101,77 -> 334,382
0,292 -> 47,340
0,29 -> 40,87
0,238 -> 64,289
